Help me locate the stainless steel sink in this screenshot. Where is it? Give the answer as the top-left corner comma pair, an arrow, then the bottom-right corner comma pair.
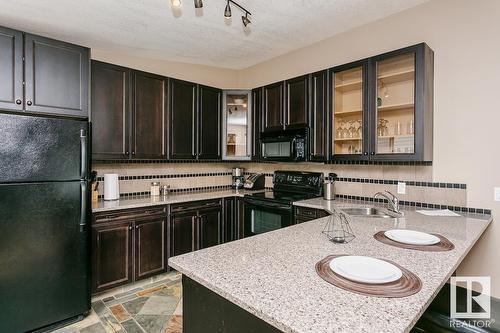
341,207 -> 395,218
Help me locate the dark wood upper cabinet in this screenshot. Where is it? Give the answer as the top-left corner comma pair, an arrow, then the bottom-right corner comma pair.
91,221 -> 132,293
134,216 -> 167,280
263,82 -> 284,132
169,79 -> 197,159
197,207 -> 222,250
285,75 -> 309,128
0,27 -> 23,111
309,70 -> 329,162
24,34 -> 89,117
132,71 -> 166,159
91,61 -> 130,160
198,85 -> 221,159
251,88 -> 262,160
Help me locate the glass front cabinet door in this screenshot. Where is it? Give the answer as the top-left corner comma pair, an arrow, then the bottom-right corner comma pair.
222,90 -> 252,160
331,61 -> 369,159
331,43 -> 433,162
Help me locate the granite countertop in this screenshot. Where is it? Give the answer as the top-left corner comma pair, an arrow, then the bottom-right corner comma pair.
92,189 -> 264,213
169,198 -> 493,333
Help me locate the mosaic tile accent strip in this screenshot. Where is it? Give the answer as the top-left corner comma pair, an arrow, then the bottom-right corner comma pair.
96,172 -> 232,182
336,177 -> 466,189
335,194 -> 492,215
93,159 -> 274,164
326,160 -> 433,166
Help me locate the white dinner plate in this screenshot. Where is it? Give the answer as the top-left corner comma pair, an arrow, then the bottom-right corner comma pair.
384,229 -> 440,246
329,256 -> 402,284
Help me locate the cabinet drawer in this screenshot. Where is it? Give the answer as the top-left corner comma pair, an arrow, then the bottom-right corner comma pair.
170,199 -> 222,213
93,206 -> 167,224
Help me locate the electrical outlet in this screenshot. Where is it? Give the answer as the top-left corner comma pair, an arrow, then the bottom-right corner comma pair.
494,187 -> 500,202
397,182 -> 406,195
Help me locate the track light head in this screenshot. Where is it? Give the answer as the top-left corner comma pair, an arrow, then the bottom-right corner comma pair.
224,1 -> 232,18
171,0 -> 181,8
242,13 -> 251,27
194,0 -> 203,8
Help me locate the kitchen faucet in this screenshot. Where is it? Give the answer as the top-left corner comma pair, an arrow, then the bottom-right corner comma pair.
374,190 -> 404,216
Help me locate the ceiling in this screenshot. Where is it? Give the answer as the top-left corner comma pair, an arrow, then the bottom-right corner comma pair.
0,0 -> 428,69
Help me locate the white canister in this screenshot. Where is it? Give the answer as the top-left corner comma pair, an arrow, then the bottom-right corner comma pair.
104,174 -> 120,201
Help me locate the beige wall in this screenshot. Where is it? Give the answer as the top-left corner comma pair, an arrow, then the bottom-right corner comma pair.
91,49 -> 238,89
235,0 -> 500,297
90,0 -> 500,296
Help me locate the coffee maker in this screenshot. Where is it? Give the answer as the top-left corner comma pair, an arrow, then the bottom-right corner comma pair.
232,168 -> 245,189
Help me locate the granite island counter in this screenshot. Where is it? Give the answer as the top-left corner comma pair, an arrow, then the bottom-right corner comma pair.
168,198 -> 492,333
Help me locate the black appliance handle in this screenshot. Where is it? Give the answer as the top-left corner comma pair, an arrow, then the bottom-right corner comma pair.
80,181 -> 88,231
244,198 -> 291,210
80,129 -> 88,180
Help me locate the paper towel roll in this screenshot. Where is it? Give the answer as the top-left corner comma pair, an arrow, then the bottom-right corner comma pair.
104,174 -> 120,201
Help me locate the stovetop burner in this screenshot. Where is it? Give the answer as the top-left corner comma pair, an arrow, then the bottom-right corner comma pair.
244,170 -> 324,204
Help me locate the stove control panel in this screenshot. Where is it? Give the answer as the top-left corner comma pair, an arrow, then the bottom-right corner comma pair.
273,171 -> 324,195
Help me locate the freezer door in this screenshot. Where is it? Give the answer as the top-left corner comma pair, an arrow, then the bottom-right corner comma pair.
0,112 -> 89,183
0,182 -> 90,332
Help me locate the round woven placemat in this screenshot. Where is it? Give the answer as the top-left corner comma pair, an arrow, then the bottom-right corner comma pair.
374,231 -> 455,252
315,254 -> 422,298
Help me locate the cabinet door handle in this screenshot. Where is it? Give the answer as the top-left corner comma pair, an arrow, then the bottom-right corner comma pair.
370,152 -> 375,155
129,225 -> 132,230
132,151 -> 136,155
135,225 -> 139,229
125,151 -> 129,155
364,152 -> 368,156
15,99 -> 22,105
26,100 -> 32,106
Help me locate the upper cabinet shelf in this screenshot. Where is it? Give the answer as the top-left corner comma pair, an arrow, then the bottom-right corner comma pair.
331,43 -> 433,162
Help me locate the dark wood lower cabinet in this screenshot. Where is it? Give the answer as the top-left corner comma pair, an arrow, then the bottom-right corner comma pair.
134,217 -> 167,280
169,212 -> 196,257
91,208 -> 167,294
198,208 -> 222,250
92,221 -> 133,293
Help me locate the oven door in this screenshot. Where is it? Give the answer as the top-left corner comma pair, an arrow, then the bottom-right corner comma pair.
243,198 -> 292,237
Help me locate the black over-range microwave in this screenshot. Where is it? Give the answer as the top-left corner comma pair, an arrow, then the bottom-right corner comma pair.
260,128 -> 308,162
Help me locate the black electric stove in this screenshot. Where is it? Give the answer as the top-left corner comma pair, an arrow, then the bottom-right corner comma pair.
242,171 -> 324,237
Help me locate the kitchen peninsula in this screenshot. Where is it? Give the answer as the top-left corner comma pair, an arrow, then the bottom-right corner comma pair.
169,200 -> 492,333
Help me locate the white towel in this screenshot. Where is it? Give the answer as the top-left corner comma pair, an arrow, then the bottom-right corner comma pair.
416,209 -> 460,217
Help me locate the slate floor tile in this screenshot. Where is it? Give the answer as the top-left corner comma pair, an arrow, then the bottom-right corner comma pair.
109,304 -> 131,322
104,294 -> 138,306
138,296 -> 178,316
91,300 -> 107,316
163,315 -> 182,333
80,322 -> 107,333
135,315 -> 170,333
121,319 -> 145,333
115,287 -> 144,299
100,311 -> 125,333
122,297 -> 148,315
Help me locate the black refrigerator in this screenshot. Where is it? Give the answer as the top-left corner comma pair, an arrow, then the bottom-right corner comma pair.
0,112 -> 91,332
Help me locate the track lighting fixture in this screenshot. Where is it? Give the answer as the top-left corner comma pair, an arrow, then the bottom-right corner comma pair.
224,1 -> 232,18
194,0 -> 203,9
241,12 -> 251,27
170,0 -> 252,29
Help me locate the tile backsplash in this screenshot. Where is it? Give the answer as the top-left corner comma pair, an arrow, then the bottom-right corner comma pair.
92,161 -> 467,208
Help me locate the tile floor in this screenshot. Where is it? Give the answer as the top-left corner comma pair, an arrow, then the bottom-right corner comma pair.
52,272 -> 182,333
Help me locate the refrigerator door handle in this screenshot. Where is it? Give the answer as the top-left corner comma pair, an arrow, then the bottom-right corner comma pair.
80,129 -> 88,180
80,181 -> 88,231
